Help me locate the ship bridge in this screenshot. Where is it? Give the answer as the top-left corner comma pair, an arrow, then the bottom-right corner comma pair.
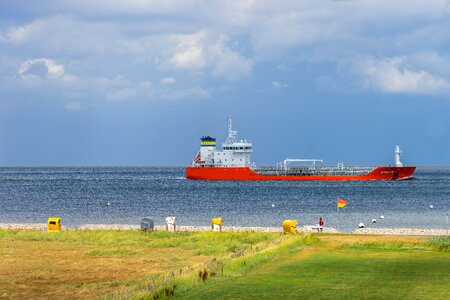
215,118 -> 252,167
191,117 -> 252,167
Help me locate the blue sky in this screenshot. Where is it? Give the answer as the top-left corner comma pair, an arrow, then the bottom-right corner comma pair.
0,0 -> 450,166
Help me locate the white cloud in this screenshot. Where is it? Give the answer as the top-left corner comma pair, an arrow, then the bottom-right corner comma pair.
162,86 -> 210,100
271,81 -> 289,89
169,31 -> 207,69
160,77 -> 176,84
170,46 -> 205,69
13,58 -> 141,101
2,0 -> 450,102
410,52 -> 450,77
13,58 -> 67,88
246,1 -> 450,59
4,24 -> 33,44
18,58 -> 65,78
1,16 -> 118,56
9,56 -> 209,102
3,1 -> 450,63
210,37 -> 253,80
168,32 -> 253,80
359,57 -> 450,95
114,30 -> 254,80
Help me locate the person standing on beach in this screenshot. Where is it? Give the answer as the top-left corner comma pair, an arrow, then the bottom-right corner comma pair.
319,217 -> 324,232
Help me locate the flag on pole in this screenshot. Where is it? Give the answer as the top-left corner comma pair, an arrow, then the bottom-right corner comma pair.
337,198 -> 348,208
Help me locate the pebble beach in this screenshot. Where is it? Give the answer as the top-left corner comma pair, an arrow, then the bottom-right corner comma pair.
1,223 -> 447,236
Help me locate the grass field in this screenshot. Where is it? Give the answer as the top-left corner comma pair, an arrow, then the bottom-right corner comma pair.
178,235 -> 450,300
0,229 -> 286,299
1,230 -> 449,299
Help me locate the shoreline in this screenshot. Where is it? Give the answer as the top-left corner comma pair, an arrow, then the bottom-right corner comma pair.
0,223 -> 448,236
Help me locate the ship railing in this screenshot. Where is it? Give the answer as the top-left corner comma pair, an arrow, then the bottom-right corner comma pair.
253,166 -> 374,176
191,163 -> 374,176
192,163 -> 251,168
191,163 -> 217,167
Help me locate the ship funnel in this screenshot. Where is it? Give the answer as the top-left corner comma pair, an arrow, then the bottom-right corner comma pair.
395,145 -> 403,167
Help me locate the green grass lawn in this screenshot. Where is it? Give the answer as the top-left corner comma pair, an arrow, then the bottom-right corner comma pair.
177,236 -> 450,300
1,229 -> 448,299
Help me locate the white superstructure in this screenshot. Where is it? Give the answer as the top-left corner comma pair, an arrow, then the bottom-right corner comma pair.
193,117 -> 252,167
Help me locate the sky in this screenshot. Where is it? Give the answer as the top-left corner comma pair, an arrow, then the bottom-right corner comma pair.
0,0 -> 450,166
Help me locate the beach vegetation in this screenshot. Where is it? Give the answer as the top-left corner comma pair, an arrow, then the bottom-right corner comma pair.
342,236 -> 450,252
340,240 -> 429,251
426,236 -> 450,252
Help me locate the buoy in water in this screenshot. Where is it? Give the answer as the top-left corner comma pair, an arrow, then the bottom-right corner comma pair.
429,205 -> 434,209
107,202 -> 111,206
372,219 -> 377,223
271,204 -> 275,208
358,223 -> 365,228
380,215 -> 384,219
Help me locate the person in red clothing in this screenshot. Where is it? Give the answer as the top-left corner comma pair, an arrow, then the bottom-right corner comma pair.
319,217 -> 324,232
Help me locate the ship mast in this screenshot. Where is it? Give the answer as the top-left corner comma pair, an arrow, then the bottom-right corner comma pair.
225,116 -> 238,145
395,145 -> 403,167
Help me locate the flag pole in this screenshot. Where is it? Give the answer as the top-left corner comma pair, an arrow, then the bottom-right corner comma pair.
337,197 -> 339,232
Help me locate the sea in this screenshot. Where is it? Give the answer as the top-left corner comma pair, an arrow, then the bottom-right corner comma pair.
0,167 -> 449,232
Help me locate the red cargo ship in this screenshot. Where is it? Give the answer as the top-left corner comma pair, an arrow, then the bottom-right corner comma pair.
186,118 -> 416,181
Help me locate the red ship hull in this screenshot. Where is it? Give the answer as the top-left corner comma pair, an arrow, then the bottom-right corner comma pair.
186,166 -> 416,181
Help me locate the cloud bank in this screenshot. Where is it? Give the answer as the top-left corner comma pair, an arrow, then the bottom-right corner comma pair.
360,57 -> 450,95
1,0 -> 450,109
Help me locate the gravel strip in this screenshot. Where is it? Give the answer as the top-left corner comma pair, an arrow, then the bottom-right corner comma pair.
77,224 -> 141,231
352,228 -> 448,236
0,223 -> 336,233
0,223 -> 48,230
1,223 -> 446,235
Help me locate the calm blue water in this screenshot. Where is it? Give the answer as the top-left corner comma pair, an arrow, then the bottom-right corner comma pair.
0,167 -> 449,232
